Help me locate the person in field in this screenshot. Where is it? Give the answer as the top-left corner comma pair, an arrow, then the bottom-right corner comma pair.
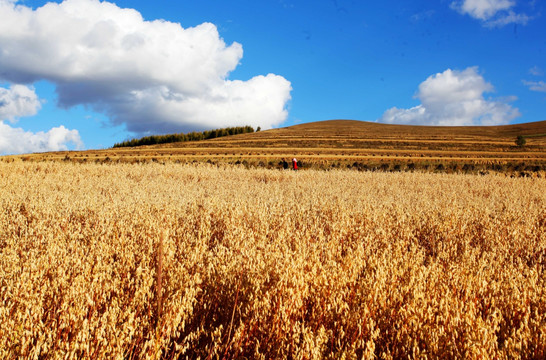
281,158 -> 289,170
292,158 -> 298,170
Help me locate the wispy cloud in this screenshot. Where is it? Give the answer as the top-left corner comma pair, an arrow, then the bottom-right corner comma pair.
522,80 -> 546,92
529,66 -> 544,76
411,10 -> 436,22
0,0 -> 292,136
523,66 -> 546,93
379,67 -> 520,126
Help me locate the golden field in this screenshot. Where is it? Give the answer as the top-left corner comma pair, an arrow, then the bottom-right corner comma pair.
1,161 -> 545,359
6,120 -> 546,174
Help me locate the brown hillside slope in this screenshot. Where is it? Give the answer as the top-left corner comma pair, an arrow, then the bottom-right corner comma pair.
197,119 -> 546,146
5,119 -> 546,173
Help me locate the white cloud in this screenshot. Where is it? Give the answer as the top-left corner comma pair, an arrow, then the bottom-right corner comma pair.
0,0 -> 292,135
0,122 -> 83,155
380,67 -> 520,126
450,0 -> 532,27
483,10 -> 532,27
451,0 -> 514,20
0,83 -> 82,155
523,66 -> 546,92
523,80 -> 546,92
0,84 -> 41,122
111,74 -> 292,133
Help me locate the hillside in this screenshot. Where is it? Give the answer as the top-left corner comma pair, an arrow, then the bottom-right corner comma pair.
6,119 -> 546,173
170,119 -> 546,149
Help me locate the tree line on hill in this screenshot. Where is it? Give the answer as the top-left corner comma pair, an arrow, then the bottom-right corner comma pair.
113,125 -> 258,148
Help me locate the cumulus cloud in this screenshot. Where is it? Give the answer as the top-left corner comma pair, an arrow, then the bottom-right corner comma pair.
0,84 -> 42,122
450,0 -> 532,27
0,0 -> 292,135
0,83 -> 82,155
0,122 -> 83,155
111,74 -> 292,133
451,0 -> 514,20
379,67 -> 520,126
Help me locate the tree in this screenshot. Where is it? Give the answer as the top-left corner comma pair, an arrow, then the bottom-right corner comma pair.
515,135 -> 526,147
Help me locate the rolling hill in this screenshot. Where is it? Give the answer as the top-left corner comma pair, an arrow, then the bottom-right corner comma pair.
6,119 -> 546,173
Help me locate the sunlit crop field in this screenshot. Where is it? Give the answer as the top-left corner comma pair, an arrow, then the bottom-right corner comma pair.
1,162 -> 545,359
10,120 -> 546,174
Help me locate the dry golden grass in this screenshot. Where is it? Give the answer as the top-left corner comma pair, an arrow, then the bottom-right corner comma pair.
6,120 -> 546,173
1,161 -> 545,359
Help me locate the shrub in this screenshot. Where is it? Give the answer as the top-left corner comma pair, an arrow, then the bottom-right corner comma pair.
516,135 -> 526,147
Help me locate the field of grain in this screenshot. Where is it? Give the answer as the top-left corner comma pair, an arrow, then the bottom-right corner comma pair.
8,120 -> 546,175
1,161 -> 545,359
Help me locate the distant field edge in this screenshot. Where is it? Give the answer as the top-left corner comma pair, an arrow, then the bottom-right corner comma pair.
1,119 -> 545,178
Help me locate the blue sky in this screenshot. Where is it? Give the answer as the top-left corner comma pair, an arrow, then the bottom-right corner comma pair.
0,0 -> 544,154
